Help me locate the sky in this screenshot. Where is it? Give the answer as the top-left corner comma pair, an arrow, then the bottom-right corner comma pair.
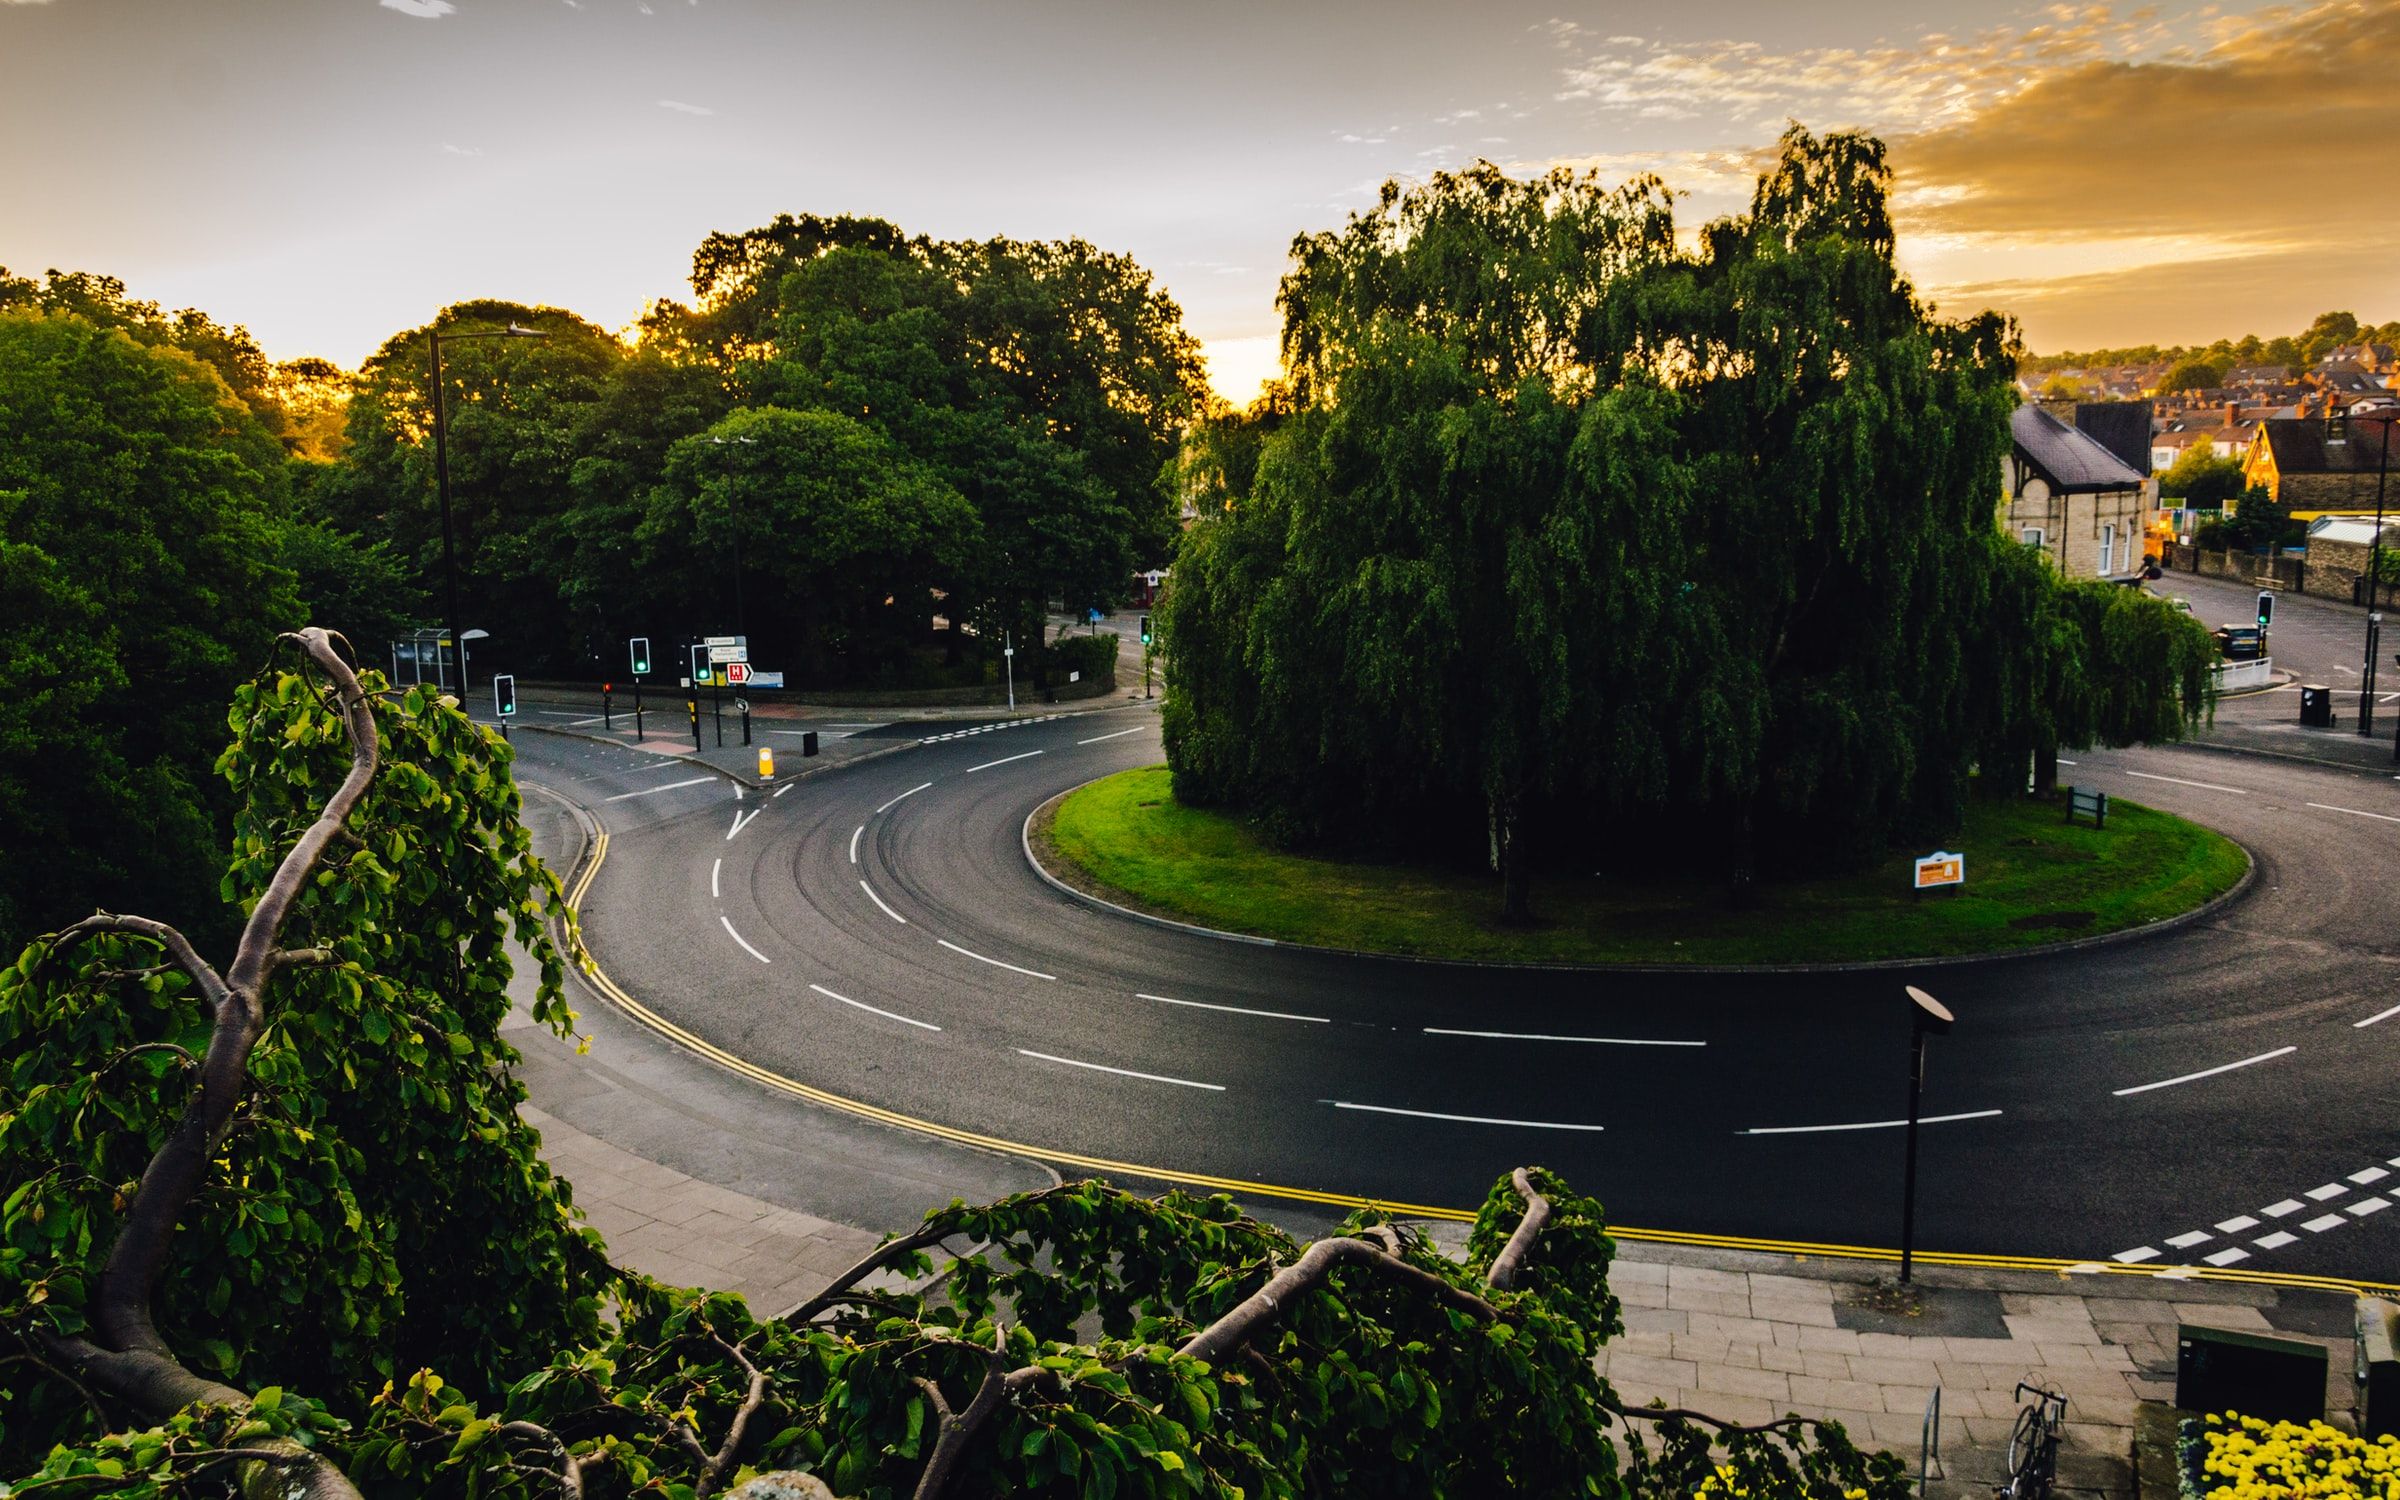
2,0 -> 2394,405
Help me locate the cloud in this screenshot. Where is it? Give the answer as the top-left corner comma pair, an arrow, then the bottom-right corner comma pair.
1890,0 -> 2400,343
1543,0 -> 2400,346
1554,7 -> 2185,134
441,142 -> 485,157
379,0 -> 455,16
656,99 -> 714,115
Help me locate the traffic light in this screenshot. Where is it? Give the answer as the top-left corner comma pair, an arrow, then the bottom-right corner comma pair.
1139,614 -> 1153,646
2257,590 -> 2275,628
494,674 -> 517,718
629,636 -> 652,675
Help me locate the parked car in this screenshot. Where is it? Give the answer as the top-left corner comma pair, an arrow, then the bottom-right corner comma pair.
2214,623 -> 2265,660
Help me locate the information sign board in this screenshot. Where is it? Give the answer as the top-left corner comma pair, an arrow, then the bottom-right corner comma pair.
1912,851 -> 1964,891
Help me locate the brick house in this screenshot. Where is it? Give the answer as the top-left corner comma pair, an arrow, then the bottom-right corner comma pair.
2241,415 -> 2399,509
2003,403 -> 2157,581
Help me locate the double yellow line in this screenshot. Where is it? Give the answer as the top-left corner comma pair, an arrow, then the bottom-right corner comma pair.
558,817 -> 2400,1298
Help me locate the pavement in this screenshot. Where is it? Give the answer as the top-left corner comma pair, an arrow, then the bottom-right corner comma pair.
493,731 -> 2382,1500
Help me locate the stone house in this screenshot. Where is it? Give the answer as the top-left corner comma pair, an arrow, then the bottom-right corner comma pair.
2241,416 -> 2399,509
2003,402 -> 2157,581
2301,516 -> 2400,606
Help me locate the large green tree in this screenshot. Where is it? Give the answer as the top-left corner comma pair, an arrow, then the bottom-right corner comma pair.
319,303 -> 624,675
0,309 -> 302,953
1164,129 -> 2205,918
637,407 -> 980,682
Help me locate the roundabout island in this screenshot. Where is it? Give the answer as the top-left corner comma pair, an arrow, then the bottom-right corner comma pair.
1033,765 -> 2251,969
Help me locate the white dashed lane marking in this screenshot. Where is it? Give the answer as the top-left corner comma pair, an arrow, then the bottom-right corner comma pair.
2123,770 -> 2249,794
1428,1027 -> 1705,1048
1739,1109 -> 2002,1136
1329,1100 -> 1606,1132
719,915 -> 771,965
875,782 -> 933,815
2111,1046 -> 2295,1096
937,939 -> 1055,981
1140,992 -> 1328,1024
1017,1049 -> 1222,1091
858,881 -> 908,925
2307,802 -> 2400,824
966,750 -> 1043,773
810,983 -> 940,1033
604,775 -> 716,801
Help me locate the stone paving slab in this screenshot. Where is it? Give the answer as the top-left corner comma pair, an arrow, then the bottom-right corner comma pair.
1590,1242 -> 2363,1499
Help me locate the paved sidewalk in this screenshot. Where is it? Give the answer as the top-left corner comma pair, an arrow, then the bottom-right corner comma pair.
1588,1248 -> 2359,1497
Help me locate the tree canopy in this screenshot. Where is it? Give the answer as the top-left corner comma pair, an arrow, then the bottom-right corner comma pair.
2159,445 -> 2247,510
1163,129 -> 2214,917
0,309 -> 301,953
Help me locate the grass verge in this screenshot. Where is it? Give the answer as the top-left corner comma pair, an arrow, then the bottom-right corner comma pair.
1035,766 -> 2248,966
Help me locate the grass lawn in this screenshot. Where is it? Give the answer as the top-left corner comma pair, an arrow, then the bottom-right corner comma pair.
1036,767 -> 2249,966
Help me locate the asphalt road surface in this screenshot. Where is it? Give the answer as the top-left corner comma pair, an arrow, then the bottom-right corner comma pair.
514,708 -> 2400,1280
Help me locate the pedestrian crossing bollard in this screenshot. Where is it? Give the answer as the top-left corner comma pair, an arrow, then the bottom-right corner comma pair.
758,746 -> 775,781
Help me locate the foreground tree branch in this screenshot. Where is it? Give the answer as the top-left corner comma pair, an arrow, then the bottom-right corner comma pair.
35,628 -> 378,1500
1485,1167 -> 1551,1290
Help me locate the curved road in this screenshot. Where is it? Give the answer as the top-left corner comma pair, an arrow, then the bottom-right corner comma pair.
522,707 -> 2400,1280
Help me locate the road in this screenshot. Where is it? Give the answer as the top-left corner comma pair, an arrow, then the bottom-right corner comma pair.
512,707 -> 2400,1280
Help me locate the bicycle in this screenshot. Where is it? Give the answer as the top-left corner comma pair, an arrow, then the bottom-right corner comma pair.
1999,1382 -> 2068,1499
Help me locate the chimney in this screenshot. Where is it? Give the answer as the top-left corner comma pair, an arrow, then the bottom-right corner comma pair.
2225,402 -> 2239,425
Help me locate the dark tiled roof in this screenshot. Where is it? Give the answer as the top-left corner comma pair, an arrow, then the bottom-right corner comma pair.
2012,405 -> 2147,493
2075,401 -> 2154,475
2259,417 -> 2400,474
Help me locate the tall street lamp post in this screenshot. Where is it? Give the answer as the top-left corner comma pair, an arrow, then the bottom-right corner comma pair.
1899,985 -> 1955,1285
429,322 -> 547,696
2354,412 -> 2393,736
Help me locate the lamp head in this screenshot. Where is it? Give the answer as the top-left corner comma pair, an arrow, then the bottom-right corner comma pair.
1905,985 -> 1954,1034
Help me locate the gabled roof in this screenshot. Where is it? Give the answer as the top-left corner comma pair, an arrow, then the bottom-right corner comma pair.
2012,405 -> 2147,493
2258,417 -> 2400,475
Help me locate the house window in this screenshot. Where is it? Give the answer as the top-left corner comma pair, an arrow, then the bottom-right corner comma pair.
2021,528 -> 2045,548
2100,523 -> 2116,574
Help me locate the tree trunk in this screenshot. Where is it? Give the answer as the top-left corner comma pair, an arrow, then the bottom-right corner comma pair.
1492,790 -> 1533,925
1726,797 -> 1760,911
2032,735 -> 2061,798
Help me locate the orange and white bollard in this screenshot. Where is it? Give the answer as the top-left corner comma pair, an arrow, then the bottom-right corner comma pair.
757,746 -> 775,781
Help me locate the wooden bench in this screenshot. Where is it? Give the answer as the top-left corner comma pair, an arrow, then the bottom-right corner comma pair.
2065,786 -> 2108,828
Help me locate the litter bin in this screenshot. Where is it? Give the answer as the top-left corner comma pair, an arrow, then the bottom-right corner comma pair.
2361,1298 -> 2400,1440
802,730 -> 819,757
2177,1325 -> 2327,1423
2300,684 -> 2334,727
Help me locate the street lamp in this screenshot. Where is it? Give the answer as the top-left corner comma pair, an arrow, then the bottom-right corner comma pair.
2358,414 -> 2394,737
429,321 -> 547,701
1899,984 -> 1955,1285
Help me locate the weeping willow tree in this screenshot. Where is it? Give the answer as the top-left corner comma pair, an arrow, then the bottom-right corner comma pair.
1163,128 -> 2208,918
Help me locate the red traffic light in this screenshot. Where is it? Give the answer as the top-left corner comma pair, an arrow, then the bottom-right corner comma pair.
604,682 -> 614,693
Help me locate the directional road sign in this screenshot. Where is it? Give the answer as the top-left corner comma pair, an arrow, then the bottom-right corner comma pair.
725,662 -> 750,685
